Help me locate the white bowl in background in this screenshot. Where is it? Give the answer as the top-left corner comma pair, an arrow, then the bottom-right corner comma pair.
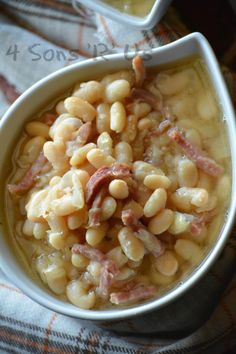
73,0 -> 172,29
0,33 -> 236,323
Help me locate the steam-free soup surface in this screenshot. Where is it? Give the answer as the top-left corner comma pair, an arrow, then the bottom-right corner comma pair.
6,56 -> 231,309
103,0 -> 155,17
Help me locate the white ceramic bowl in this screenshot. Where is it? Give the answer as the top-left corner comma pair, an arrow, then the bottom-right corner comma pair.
74,0 -> 172,29
0,33 -> 236,322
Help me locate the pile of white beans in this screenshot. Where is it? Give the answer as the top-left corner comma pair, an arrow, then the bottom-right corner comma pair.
8,58 -> 231,309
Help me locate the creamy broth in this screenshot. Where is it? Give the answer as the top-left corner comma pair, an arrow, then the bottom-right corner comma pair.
103,0 -> 155,17
6,56 -> 231,309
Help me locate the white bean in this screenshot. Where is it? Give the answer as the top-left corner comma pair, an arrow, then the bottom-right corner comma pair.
123,200 -> 143,219
56,100 -> 67,115
75,170 -> 90,190
86,222 -> 108,246
121,115 -> 138,143
67,208 -> 87,230
26,189 -> 49,222
156,70 -> 190,95
96,103 -> 111,134
127,101 -> 151,119
114,141 -> 133,165
177,158 -> 198,188
115,267 -> 136,281
118,227 -> 144,262
97,132 -> 113,156
101,70 -> 134,86
87,261 -> 102,278
155,251 -> 178,276
105,79 -> 130,103
110,102 -> 126,133
87,148 -> 115,169
168,212 -> 193,235
148,209 -> 174,235
71,254 -> 89,269
49,113 -> 71,139
64,96 -> 96,122
25,121 -> 50,139
66,280 -> 96,309
70,143 -> 96,166
48,232 -> 66,250
107,246 -> 128,268
45,265 -> 67,295
171,187 -> 209,212
33,222 -> 49,239
46,212 -> 68,237
150,268 -> 175,285
197,92 -> 217,120
185,128 -> 202,148
144,175 -> 171,190
197,171 -> 213,191
101,196 -> 117,220
53,117 -> 82,142
73,81 -> 104,103
216,174 -> 231,204
138,117 -> 152,131
109,179 -> 129,199
43,140 -> 69,172
144,188 -> 167,217
133,161 -> 164,182
175,239 -> 202,264
21,136 -> 46,165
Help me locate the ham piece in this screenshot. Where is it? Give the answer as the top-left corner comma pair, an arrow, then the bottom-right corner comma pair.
150,119 -> 172,137
7,152 -> 47,194
132,56 -> 146,87
43,113 -> 57,126
110,285 -> 156,305
72,244 -> 119,299
131,88 -> 161,111
72,244 -> 107,262
122,209 -> 164,257
77,122 -> 93,145
88,187 -> 107,228
86,163 -> 130,205
167,127 -> 223,177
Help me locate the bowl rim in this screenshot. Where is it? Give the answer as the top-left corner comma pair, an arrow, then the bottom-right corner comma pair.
1,32 -> 236,321
73,0 -> 171,29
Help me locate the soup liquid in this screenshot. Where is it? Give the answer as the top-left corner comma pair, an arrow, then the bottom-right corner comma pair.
6,57 -> 231,309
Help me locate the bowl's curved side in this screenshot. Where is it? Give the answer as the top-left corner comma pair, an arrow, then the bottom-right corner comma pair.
0,32 -> 236,321
73,0 -> 172,29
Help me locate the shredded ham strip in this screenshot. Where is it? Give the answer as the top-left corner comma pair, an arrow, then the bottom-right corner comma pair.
167,127 -> 224,177
7,152 -> 47,194
72,244 -> 106,262
88,187 -> 107,228
131,88 -> 162,111
137,228 -> 165,257
72,244 -> 119,299
99,264 -> 119,299
122,209 -> 141,231
150,119 -> 172,137
114,279 -> 137,290
190,212 -> 214,236
86,163 -> 131,205
132,56 -> 146,87
76,121 -> 93,145
122,210 -> 164,257
110,285 -> 156,305
158,232 -> 176,249
43,113 -> 57,126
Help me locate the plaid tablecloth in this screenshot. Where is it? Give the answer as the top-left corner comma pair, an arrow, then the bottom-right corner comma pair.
0,1 -> 236,353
